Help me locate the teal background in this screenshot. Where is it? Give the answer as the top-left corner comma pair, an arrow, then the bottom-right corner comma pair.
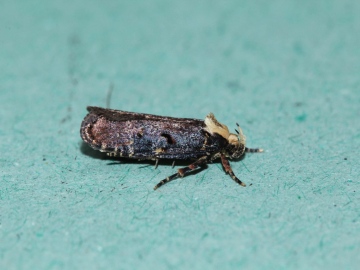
1,0 -> 360,269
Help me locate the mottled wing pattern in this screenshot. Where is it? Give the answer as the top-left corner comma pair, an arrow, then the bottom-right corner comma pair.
81,107 -> 225,160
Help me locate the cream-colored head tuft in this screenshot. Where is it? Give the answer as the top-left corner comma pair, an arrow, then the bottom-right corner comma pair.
204,113 -> 230,139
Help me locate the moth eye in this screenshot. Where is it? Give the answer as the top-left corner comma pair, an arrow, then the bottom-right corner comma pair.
160,133 -> 176,144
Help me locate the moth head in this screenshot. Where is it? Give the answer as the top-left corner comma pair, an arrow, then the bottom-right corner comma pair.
204,114 -> 246,159
226,123 -> 246,158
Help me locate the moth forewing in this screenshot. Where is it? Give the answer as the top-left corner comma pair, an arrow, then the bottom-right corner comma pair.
80,107 -> 263,189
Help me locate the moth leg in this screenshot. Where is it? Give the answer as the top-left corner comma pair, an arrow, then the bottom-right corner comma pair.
245,147 -> 264,153
172,160 -> 175,168
153,172 -> 180,190
220,154 -> 246,187
153,156 -> 210,190
154,158 -> 159,169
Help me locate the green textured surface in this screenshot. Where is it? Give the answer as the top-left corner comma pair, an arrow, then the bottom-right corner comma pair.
1,0 -> 360,269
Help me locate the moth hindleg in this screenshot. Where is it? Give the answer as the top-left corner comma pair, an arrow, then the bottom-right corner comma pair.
220,153 -> 246,187
153,155 -> 210,190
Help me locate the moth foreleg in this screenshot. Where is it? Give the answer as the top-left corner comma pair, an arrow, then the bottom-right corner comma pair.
220,154 -> 246,187
153,155 -> 210,190
245,147 -> 263,153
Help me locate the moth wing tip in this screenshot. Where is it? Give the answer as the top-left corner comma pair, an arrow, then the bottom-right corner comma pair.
86,106 -> 96,112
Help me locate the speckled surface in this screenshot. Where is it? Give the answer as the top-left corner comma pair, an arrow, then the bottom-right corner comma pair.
1,1 -> 360,269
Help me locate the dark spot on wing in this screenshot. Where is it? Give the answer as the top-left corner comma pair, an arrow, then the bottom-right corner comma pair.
161,133 -> 176,145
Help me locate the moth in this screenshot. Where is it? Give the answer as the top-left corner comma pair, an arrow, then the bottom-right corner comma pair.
80,106 -> 263,190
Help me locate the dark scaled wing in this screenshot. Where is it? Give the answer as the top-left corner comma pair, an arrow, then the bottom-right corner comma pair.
86,106 -> 202,123
81,107 -> 224,160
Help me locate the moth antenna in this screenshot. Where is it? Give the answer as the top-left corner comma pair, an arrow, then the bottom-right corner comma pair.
245,147 -> 264,153
235,123 -> 246,145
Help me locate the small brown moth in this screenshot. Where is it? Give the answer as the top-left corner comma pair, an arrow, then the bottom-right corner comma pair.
80,107 -> 263,190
